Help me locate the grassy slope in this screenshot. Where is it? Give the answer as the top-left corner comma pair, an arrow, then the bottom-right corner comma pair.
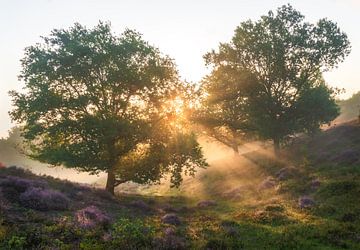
1,122 -> 360,249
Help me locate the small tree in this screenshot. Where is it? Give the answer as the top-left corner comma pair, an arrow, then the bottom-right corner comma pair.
202,5 -> 350,154
9,22 -> 207,194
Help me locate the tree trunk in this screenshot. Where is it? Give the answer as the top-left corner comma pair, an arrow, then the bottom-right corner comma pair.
273,137 -> 280,156
105,168 -> 116,195
231,131 -> 239,155
232,143 -> 239,155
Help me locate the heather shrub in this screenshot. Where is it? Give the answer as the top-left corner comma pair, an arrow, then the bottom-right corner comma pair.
197,200 -> 217,208
130,200 -> 152,212
161,213 -> 181,225
298,196 -> 315,209
0,187 -> 10,210
0,166 -> 28,178
75,205 -> 110,229
0,176 -> 47,193
0,176 -> 46,203
259,177 -> 277,190
19,187 -> 69,211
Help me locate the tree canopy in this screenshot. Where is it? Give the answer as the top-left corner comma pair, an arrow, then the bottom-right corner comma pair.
9,22 -> 207,194
198,4 -> 351,153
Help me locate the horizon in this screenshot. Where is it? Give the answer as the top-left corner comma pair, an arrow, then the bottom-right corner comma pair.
1,0 -> 359,137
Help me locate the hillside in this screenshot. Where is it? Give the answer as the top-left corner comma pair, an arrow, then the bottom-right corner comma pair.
336,92 -> 360,123
1,122 -> 360,249
0,129 -> 105,185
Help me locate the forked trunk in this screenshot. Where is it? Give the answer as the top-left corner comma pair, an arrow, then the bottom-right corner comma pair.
105,167 -> 116,195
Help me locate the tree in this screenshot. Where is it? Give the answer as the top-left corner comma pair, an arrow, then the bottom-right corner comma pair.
201,4 -> 351,154
9,22 -> 207,194
193,69 -> 255,154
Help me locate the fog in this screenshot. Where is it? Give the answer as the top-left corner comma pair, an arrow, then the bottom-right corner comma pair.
1,132 -> 284,202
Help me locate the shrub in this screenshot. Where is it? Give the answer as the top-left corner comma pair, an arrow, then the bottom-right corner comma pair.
197,200 -> 217,208
298,196 -> 315,209
161,213 -> 181,226
259,177 -> 277,190
111,218 -> 155,248
129,200 -> 152,212
0,176 -> 47,193
0,166 -> 31,178
75,205 -> 110,229
0,188 -> 10,210
0,176 -> 48,203
7,235 -> 27,250
19,187 -> 69,211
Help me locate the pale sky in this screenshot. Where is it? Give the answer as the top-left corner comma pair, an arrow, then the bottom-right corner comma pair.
0,0 -> 359,137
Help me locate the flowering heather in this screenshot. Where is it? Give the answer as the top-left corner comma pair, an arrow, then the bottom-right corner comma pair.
129,200 -> 152,212
298,196 -> 316,209
75,205 -> 110,229
0,187 -> 10,210
19,187 -> 69,211
0,176 -> 47,193
197,200 -> 217,208
161,213 -> 181,225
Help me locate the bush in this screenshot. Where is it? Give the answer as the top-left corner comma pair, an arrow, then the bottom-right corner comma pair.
19,187 -> 69,211
0,176 -> 48,203
75,205 -> 110,229
0,188 -> 10,210
7,235 -> 27,250
0,166 -> 29,178
161,213 -> 181,225
0,176 -> 47,193
111,218 -> 155,248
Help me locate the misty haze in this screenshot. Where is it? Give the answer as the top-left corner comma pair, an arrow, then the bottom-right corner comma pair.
1,1 -> 360,249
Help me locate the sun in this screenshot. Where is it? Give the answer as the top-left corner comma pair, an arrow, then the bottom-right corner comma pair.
162,96 -> 188,129
171,96 -> 185,115
164,96 -> 185,116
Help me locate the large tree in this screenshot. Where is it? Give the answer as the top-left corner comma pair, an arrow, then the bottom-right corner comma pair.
200,5 -> 351,154
9,22 -> 207,194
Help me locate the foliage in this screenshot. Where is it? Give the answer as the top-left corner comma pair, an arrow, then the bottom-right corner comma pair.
7,236 -> 27,250
199,4 -> 350,151
111,218 -> 155,248
9,22 -> 207,193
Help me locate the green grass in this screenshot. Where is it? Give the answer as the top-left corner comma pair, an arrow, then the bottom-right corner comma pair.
1,137 -> 360,249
